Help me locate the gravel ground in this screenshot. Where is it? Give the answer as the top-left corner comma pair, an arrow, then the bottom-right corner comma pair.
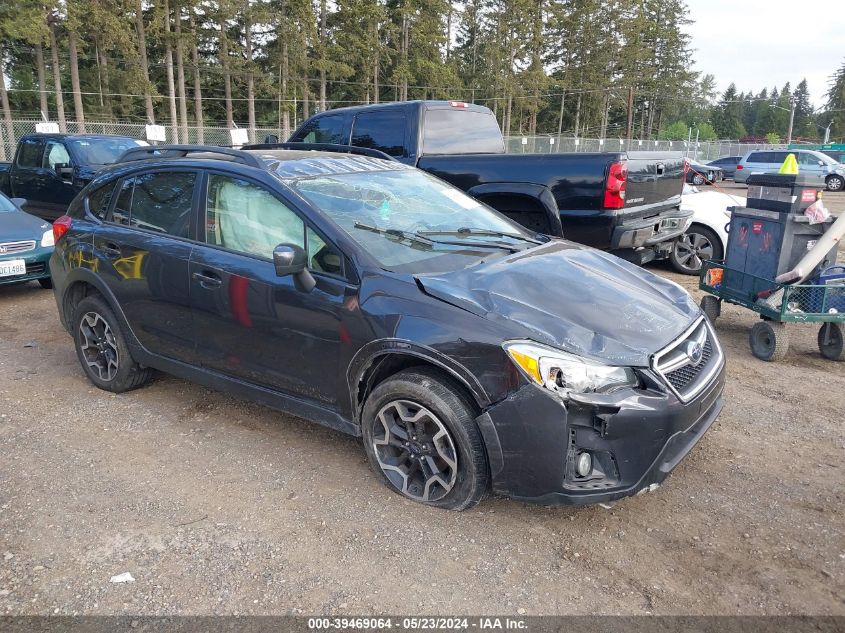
0,187 -> 843,617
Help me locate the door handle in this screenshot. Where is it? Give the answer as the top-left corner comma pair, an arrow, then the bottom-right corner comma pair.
192,271 -> 222,288
100,242 -> 122,259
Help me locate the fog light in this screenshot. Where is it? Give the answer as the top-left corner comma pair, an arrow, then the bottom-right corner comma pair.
576,452 -> 592,477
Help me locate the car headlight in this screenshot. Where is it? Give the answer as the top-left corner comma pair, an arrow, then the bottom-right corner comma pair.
40,228 -> 54,247
504,341 -> 639,397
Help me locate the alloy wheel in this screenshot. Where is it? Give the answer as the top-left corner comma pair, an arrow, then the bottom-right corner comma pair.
827,175 -> 844,192
372,399 -> 458,502
673,231 -> 714,273
78,312 -> 120,382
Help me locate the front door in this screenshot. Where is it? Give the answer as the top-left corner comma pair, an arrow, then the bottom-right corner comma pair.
189,172 -> 351,408
92,170 -> 199,361
40,139 -> 78,218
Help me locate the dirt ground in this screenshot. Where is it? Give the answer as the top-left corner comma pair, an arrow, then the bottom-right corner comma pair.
0,187 -> 843,617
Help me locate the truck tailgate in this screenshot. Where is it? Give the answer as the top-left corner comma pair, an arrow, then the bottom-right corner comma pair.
623,151 -> 685,211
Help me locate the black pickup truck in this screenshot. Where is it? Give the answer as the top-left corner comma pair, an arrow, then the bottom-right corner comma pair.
286,101 -> 690,262
0,134 -> 143,221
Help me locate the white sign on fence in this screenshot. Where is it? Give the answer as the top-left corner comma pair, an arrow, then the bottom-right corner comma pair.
230,128 -> 249,146
144,125 -> 167,142
521,137 -> 528,146
35,122 -> 60,133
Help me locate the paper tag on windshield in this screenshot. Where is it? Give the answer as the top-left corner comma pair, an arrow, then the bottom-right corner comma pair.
441,188 -> 480,210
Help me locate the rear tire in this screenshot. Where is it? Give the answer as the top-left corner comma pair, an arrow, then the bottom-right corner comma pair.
361,368 -> 488,510
826,174 -> 844,192
749,321 -> 789,362
72,295 -> 154,392
701,295 -> 721,323
818,323 -> 844,361
692,173 -> 705,186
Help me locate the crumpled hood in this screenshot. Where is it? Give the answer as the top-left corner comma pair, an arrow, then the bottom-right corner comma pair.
415,241 -> 700,366
0,210 -> 50,243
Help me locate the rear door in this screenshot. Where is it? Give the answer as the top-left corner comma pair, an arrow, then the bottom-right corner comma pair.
92,169 -> 199,361
189,171 -> 350,407
10,137 -> 48,217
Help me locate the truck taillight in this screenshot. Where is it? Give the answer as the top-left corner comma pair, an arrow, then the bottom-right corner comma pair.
53,215 -> 73,243
603,162 -> 628,209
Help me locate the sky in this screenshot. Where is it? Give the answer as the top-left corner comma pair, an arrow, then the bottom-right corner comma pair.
685,0 -> 842,108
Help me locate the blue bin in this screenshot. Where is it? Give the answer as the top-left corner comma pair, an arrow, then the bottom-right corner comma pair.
809,265 -> 845,314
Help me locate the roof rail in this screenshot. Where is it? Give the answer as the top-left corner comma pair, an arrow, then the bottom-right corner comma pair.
116,144 -> 266,169
241,142 -> 397,162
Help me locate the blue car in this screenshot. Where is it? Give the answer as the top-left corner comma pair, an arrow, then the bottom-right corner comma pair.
0,193 -> 54,288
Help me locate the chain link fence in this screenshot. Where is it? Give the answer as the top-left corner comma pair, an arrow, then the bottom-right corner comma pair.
1,118 -> 784,163
503,136 -> 785,161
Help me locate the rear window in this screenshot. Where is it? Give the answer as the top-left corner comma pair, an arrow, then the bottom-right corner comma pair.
292,115 -> 347,144
351,111 -> 407,157
423,109 -> 504,154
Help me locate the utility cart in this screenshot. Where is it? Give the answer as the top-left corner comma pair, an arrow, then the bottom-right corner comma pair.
699,261 -> 845,361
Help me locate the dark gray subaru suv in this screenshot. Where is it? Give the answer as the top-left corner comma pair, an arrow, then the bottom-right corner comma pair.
49,145 -> 725,510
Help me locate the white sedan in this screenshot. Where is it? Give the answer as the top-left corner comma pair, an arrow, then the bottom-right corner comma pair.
668,184 -> 746,275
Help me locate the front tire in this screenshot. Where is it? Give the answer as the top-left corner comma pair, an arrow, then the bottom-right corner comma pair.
670,225 -> 723,275
361,368 -> 488,510
826,174 -> 844,192
72,295 -> 154,392
749,321 -> 789,362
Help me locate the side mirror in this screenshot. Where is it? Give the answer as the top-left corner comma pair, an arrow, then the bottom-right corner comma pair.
272,243 -> 316,292
55,163 -> 73,181
819,161 -> 826,167
10,197 -> 27,209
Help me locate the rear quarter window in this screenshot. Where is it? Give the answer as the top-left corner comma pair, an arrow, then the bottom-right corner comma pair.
86,181 -> 117,219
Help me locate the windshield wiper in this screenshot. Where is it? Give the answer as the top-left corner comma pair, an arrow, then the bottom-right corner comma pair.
354,222 -> 435,248
417,227 -> 544,245
355,222 -> 520,254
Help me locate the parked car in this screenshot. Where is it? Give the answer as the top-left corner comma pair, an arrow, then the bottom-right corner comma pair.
0,134 -> 144,221
734,149 -> 845,191
685,159 -> 724,186
707,155 -> 742,179
666,184 -> 746,275
49,145 -> 725,510
0,193 -> 54,289
282,100 -> 691,265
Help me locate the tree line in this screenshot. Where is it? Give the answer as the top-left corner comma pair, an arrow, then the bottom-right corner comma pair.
0,0 -> 843,146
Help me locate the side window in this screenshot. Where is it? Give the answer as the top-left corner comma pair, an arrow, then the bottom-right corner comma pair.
112,178 -> 134,226
351,111 -> 407,157
16,138 -> 45,168
129,172 -> 195,238
43,141 -> 71,169
306,225 -> 343,276
206,174 -> 303,259
293,115 -> 346,144
770,152 -> 788,164
86,182 -> 117,219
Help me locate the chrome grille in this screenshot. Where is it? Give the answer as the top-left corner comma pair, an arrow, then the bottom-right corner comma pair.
652,317 -> 722,402
0,240 -> 36,255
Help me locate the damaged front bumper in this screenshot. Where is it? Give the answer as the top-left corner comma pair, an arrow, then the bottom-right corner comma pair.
474,361 -> 725,506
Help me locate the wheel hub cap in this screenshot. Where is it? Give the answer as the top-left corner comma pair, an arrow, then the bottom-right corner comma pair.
675,232 -> 714,272
372,400 -> 458,502
79,312 -> 119,381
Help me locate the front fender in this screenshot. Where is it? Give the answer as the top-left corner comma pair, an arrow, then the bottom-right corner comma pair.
346,338 -> 492,423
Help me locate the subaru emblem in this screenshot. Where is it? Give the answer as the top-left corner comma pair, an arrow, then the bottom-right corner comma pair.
685,341 -> 703,365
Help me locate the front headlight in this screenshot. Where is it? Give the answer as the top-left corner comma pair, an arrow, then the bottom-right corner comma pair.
504,341 -> 639,398
40,229 -> 54,247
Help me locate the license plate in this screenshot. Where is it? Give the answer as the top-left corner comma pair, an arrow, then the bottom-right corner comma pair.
0,259 -> 26,277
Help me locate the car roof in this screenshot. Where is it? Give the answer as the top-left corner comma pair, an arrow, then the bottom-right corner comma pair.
97,147 -> 410,182
23,133 -> 136,141
304,99 -> 493,117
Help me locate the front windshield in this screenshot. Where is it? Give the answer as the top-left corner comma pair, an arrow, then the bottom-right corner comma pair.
293,169 -> 539,273
0,195 -> 18,213
66,138 -> 143,165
